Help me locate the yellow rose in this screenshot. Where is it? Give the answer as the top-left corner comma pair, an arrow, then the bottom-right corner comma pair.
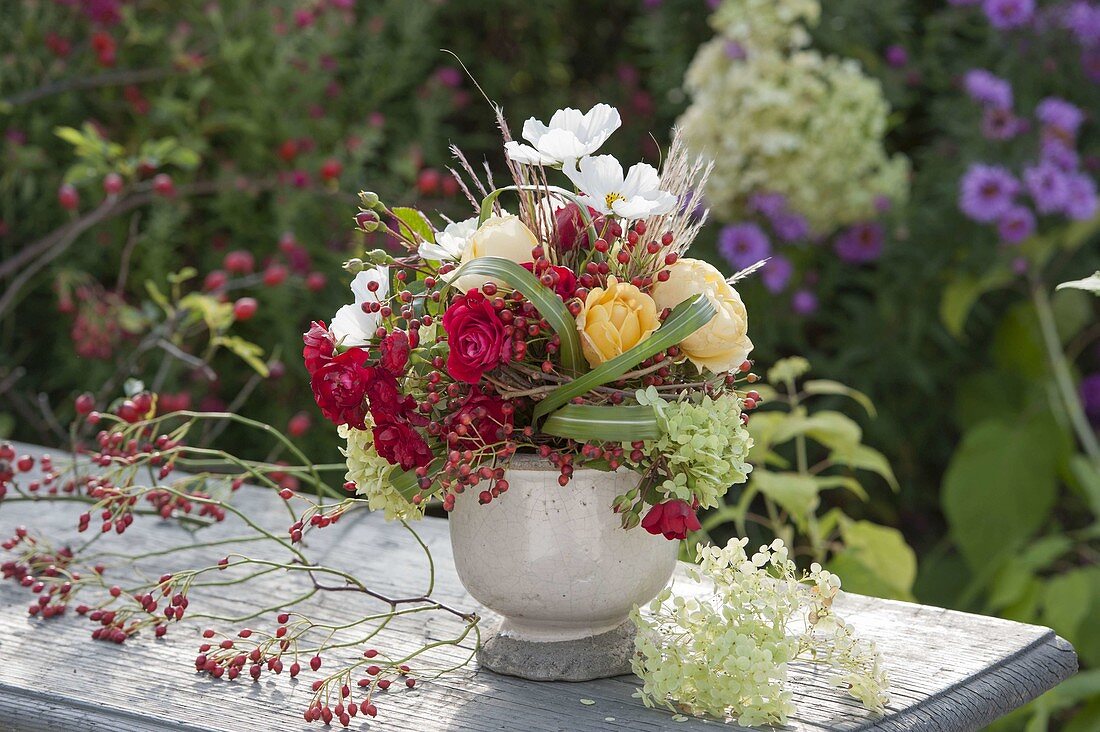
650,258 -> 752,374
575,276 -> 659,367
451,215 -> 539,292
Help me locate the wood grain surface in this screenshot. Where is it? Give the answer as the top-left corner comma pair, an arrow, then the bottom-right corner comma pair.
0,442 -> 1077,731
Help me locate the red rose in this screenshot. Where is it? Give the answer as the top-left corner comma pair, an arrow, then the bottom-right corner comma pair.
379,329 -> 411,375
309,347 -> 370,428
641,499 -> 702,541
553,202 -> 606,251
520,262 -> 578,300
442,290 -> 507,384
302,321 -> 335,375
446,388 -> 513,448
372,420 -> 433,470
363,366 -> 425,426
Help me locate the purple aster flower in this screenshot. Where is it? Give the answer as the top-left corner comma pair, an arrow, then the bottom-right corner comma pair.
959,163 -> 1021,222
982,107 -> 1026,140
791,289 -> 819,316
1041,138 -> 1080,170
772,212 -> 810,242
1024,162 -> 1072,213
963,69 -> 1013,109
761,255 -> 793,293
1066,2 -> 1100,48
1082,373 -> 1100,425
885,45 -> 909,68
996,205 -> 1036,243
747,192 -> 788,218
1066,173 -> 1099,219
718,223 -> 772,271
1036,97 -> 1085,137
834,222 -> 885,264
983,0 -> 1035,30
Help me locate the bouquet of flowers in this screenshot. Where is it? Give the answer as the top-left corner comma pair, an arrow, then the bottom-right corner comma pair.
304,102 -> 758,539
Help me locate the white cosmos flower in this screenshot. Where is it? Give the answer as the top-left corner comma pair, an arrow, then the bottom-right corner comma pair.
330,266 -> 389,346
504,103 -> 621,166
419,216 -> 478,261
563,155 -> 677,218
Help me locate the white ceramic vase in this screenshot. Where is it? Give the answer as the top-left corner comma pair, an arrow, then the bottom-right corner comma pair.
449,453 -> 678,669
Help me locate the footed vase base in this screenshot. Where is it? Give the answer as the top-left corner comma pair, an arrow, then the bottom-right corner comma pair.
476,620 -> 636,681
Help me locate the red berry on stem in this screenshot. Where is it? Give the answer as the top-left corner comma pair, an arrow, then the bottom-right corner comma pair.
152,174 -> 175,197
233,297 -> 258,321
58,184 -> 79,211
103,173 -> 124,196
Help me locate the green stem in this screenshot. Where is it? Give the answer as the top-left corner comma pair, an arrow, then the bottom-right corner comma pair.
1031,279 -> 1100,469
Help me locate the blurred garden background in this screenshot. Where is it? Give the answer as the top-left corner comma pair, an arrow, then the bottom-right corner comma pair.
2,0 -> 1099,728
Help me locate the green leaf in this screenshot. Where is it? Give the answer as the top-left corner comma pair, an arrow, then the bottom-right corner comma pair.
391,206 -> 434,244
212,335 -> 269,378
445,256 -> 584,374
145,280 -> 171,313
541,404 -> 662,441
531,294 -> 717,423
1041,568 -> 1097,646
1057,271 -> 1100,295
811,474 -> 868,500
828,520 -> 917,601
940,269 -> 1014,339
942,417 -> 1064,570
751,470 -> 819,528
54,126 -> 87,148
1068,455 -> 1100,517
829,443 -> 899,491
802,379 -> 876,417
179,293 -> 234,332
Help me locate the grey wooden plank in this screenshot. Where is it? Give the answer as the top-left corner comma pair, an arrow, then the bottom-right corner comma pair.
0,441 -> 1077,731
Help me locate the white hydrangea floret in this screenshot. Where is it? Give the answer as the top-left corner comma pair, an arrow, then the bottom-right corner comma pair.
339,425 -> 424,521
631,538 -> 889,725
419,216 -> 478,262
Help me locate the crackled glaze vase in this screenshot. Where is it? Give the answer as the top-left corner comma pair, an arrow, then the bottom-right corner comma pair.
448,453 -> 678,681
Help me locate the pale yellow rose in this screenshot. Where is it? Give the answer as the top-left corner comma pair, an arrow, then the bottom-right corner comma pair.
450,215 -> 538,292
650,258 -> 752,374
575,276 -> 659,367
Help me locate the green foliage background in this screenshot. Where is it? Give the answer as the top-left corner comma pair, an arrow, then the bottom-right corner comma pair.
2,1 -> 1099,728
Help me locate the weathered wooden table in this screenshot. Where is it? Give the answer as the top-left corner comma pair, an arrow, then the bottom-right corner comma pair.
0,442 -> 1077,731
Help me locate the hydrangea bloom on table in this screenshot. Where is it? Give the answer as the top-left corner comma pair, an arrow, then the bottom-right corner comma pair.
303,101 -> 762,539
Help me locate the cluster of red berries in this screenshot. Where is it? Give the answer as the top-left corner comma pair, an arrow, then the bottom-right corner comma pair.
1,528 -> 79,621
56,281 -> 129,360
0,446 -> 57,500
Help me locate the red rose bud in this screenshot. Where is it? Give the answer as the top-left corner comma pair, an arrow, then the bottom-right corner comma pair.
552,202 -> 606,251
302,321 -> 335,375
441,290 -> 507,384
379,330 -> 411,375
309,347 -> 372,428
520,262 -> 577,300
640,499 -> 702,541
363,366 -> 423,426
372,420 -> 433,470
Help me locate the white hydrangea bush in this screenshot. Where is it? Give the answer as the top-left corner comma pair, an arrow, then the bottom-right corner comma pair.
680,0 -> 909,233
631,538 -> 889,727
